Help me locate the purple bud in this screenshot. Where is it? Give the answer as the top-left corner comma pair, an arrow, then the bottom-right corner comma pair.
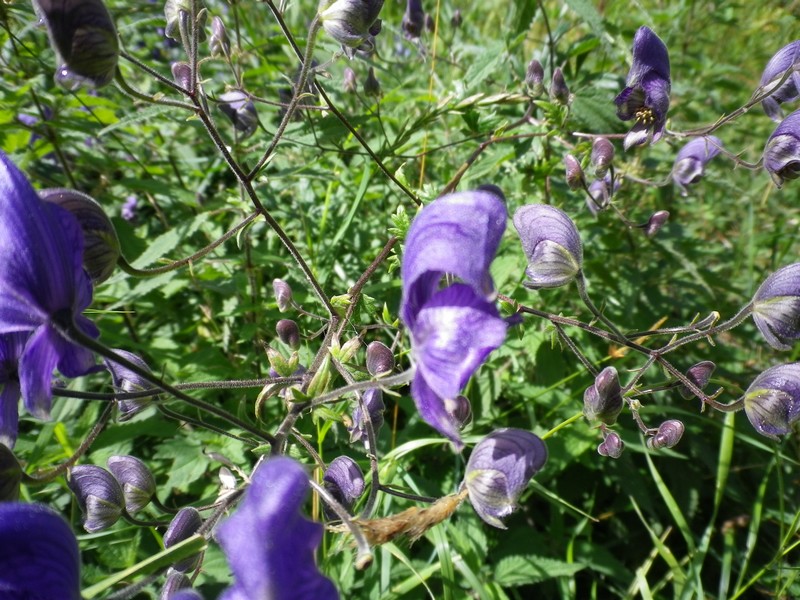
104,350 -> 157,420
763,109 -> 800,188
209,16 -> 230,57
597,432 -> 624,458
171,62 -> 192,89
348,388 -> 385,445
218,90 -> 259,139
585,177 -> 612,217
564,154 -> 585,191
447,395 -> 472,429
513,204 -> 583,288
672,136 -> 722,196
164,508 -> 203,572
276,319 -> 301,349
743,362 -> 800,439
679,361 -> 716,399
343,67 -> 357,93
366,341 -> 394,376
107,455 -> 156,514
160,571 -> 193,600
583,367 -> 624,425
643,210 -> 669,237
364,67 -> 381,97
402,0 -> 424,40
759,41 -> 800,122
38,188 -> 121,284
322,456 -> 365,518
273,278 -> 293,312
752,263 -> 800,350
450,9 -> 462,28
525,59 -> 544,97
68,465 -> 125,532
549,68 -> 570,104
647,419 -> 684,450
590,138 -> 615,178
463,428 -> 547,528
0,444 -> 22,501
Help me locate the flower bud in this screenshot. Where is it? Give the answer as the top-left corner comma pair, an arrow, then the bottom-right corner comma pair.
318,0 -> 384,50
337,337 -> 362,364
597,432 -> 624,458
450,9 -> 462,28
0,444 -> 22,501
525,59 -> 545,97
272,278 -> 293,312
364,67 -> 381,97
564,154 -> 585,191
463,428 -> 547,528
39,188 -> 120,284
171,62 -> 192,89
107,455 -> 156,514
583,367 -> 624,425
68,465 -> 125,532
647,419 -> 685,450
643,210 -> 669,237
585,177 -> 611,217
218,91 -> 259,139
160,570 -> 192,600
752,263 -> 800,350
104,350 -> 157,420
402,0 -> 424,39
343,67 -> 357,93
267,348 -> 300,379
164,0 -> 207,46
590,138 -> 615,178
743,362 -> 800,439
348,388 -> 385,445
366,341 -> 394,376
672,136 -> 722,196
34,0 -> 119,88
306,355 -> 332,399
549,67 -> 570,104
276,319 -> 301,349
679,361 -> 716,399
322,456 -> 365,518
513,204 -> 583,288
447,394 -> 472,429
164,507 -> 203,572
209,16 -> 230,57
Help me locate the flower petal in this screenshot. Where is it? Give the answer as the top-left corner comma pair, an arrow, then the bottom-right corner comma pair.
18,326 -> 60,419
411,370 -> 463,449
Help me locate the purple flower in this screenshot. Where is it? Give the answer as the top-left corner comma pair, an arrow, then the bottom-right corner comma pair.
121,195 -> 139,222
671,136 -> 722,196
164,508 -> 203,573
0,152 -> 99,421
68,464 -> 125,532
322,456 -> 365,517
107,455 -> 156,514
366,341 -> 394,376
348,388 -> 385,445
743,363 -> 800,439
462,428 -> 547,528
401,189 -> 508,449
759,40 -> 800,122
318,0 -> 384,52
752,263 -> 800,350
763,109 -> 800,188
583,367 -> 623,425
614,26 -> 671,149
0,332 -> 28,449
646,419 -> 684,450
585,175 -> 618,217
217,457 -> 338,600
597,432 -> 624,458
679,361 -> 716,399
104,349 -> 157,420
0,502 -> 81,600
402,0 -> 424,39
513,204 -> 583,288
218,91 -> 259,139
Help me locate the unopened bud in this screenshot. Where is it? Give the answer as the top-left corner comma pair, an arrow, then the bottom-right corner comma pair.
209,16 -> 230,57
591,138 -> 615,178
318,0 -> 384,50
644,210 -> 670,237
107,455 -> 156,514
597,432 -> 624,458
583,367 -> 623,425
276,319 -> 301,349
647,419 -> 685,450
525,59 -> 544,97
349,388 -> 385,445
564,154 -> 585,191
549,68 -> 570,104
364,67 -> 381,97
164,508 -> 203,572
322,456 -> 365,518
679,361 -> 716,399
272,279 -> 293,312
366,341 -> 394,376
68,465 -> 124,532
160,570 -> 192,600
266,348 -> 300,378
171,62 -> 192,89
104,349 -> 157,420
306,355 -> 332,398
343,67 -> 357,93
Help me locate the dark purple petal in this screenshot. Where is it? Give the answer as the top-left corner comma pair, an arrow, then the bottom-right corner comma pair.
401,189 -> 507,327
763,110 -> 800,188
626,26 -> 670,85
411,371 -> 463,449
752,263 -> 800,350
679,360 -> 716,399
348,388 -> 385,445
218,91 -> 259,139
672,136 -> 723,194
218,457 -> 338,600
322,456 -> 365,516
0,332 -> 27,449
597,432 -> 624,458
513,204 -> 583,288
18,326 -> 60,419
0,502 -> 81,600
759,40 -> 800,121
164,507 -> 203,572
107,455 -> 156,514
68,465 -> 124,532
366,341 -> 394,376
744,363 -> 800,439
463,428 -> 547,528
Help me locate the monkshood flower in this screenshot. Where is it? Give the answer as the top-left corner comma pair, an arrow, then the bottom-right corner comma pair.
217,457 -> 338,600
401,189 -> 508,449
273,278 -> 293,312
597,432 -> 624,459
614,26 -> 671,149
164,508 -> 203,573
564,154 -> 585,190
218,91 -> 259,139
583,367 -> 624,425
322,456 -> 365,518
679,360 -> 716,399
105,349 -> 157,420
462,428 -> 547,528
366,341 -> 394,376
0,332 -> 28,449
209,16 -> 230,57
276,319 -> 301,349
759,40 -> 800,122
0,153 -> 99,421
590,137 -> 615,178
585,176 -> 617,217
68,464 -> 125,532
752,263 -> 800,350
671,136 -> 722,196
513,204 -> 583,288
318,0 -> 384,53
402,0 -> 424,40
763,109 -> 800,188
743,363 -> 800,439
643,210 -> 669,237
107,455 -> 156,514
33,0 -> 119,88
646,419 -> 684,450
0,502 -> 81,600
348,388 -> 385,445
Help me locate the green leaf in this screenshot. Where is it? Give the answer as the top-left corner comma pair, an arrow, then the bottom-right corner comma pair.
494,555 -> 586,586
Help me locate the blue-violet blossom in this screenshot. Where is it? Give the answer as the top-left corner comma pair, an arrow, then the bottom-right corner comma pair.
671,136 -> 722,196
752,263 -> 800,350
513,204 -> 583,288
217,456 -> 338,600
614,26 -> 671,149
759,40 -> 800,122
763,108 -> 800,188
0,332 -> 28,449
401,189 -> 508,449
743,363 -> 800,439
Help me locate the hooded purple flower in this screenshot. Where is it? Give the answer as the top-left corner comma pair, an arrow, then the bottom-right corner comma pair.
759,41 -> 800,122
763,109 -> 800,188
462,428 -> 547,528
585,175 -> 619,217
671,136 -> 722,196
348,388 -> 385,445
614,26 -> 671,149
322,456 -> 365,518
217,457 -> 338,600
743,363 -> 800,439
752,263 -> 800,350
104,349 -> 157,420
0,152 -> 99,422
401,189 -> 508,449
513,204 -> 583,288
0,502 -> 81,600
68,464 -> 124,532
